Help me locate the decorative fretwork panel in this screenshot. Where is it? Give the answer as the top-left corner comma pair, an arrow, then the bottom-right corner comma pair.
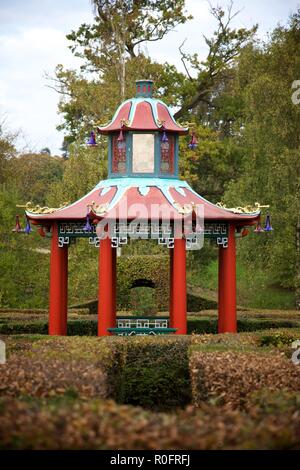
58,222 -> 97,238
57,221 -> 229,249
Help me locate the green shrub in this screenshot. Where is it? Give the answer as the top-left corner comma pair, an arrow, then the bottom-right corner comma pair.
259,331 -> 297,347
112,336 -> 192,411
1,317 -> 299,336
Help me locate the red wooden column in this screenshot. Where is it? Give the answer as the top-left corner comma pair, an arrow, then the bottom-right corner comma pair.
49,223 -> 68,335
218,224 -> 237,333
61,244 -> 68,335
98,236 -> 115,336
172,238 -> 187,334
169,248 -> 174,328
112,246 -> 117,321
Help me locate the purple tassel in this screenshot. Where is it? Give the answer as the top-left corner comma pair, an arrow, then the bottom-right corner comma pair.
25,216 -> 32,234
264,212 -> 273,232
87,131 -> 97,146
161,130 -> 168,143
188,131 -> 198,150
83,214 -> 92,232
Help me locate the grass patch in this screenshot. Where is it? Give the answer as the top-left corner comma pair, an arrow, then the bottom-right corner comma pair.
189,259 -> 295,310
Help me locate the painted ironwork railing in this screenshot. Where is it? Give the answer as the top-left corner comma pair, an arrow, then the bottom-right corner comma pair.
108,317 -> 177,336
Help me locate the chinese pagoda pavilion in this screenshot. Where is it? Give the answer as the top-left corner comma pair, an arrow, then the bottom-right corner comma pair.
24,79 -> 260,336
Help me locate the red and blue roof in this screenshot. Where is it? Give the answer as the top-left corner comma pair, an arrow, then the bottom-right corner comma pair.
97,80 -> 188,135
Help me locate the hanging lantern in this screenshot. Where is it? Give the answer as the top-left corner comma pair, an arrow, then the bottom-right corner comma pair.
87,131 -> 97,146
160,131 -> 170,150
83,213 -> 93,232
117,129 -> 126,152
12,215 -> 22,233
264,212 -> 273,232
254,221 -> 264,233
188,131 -> 198,150
24,216 -> 32,235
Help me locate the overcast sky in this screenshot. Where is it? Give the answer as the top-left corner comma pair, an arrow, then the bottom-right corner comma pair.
0,0 -> 298,155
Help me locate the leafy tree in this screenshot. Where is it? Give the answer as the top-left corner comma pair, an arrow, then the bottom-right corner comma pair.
223,11 -> 300,300
0,122 -> 17,185
179,122 -> 244,201
9,153 -> 64,205
174,1 -> 257,120
47,141 -> 107,206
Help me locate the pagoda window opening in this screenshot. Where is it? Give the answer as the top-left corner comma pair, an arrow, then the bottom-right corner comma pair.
160,133 -> 175,175
132,133 -> 155,173
112,133 -> 127,174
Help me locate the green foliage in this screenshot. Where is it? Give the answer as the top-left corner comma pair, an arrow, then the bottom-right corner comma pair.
259,332 -> 296,347
112,336 -> 192,410
179,123 -> 244,201
117,255 -> 169,311
222,15 -> 300,292
47,142 -> 107,206
9,153 -> 64,205
0,186 -> 50,308
1,316 -> 299,336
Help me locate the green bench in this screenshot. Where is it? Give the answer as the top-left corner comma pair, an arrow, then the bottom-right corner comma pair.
108,327 -> 177,336
109,317 -> 177,336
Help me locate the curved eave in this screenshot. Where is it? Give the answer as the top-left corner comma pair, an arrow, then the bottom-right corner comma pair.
25,178 -> 260,225
89,178 -> 261,223
97,98 -> 188,135
25,186 -> 117,223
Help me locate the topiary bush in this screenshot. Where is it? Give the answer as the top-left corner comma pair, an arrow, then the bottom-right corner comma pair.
112,336 -> 192,411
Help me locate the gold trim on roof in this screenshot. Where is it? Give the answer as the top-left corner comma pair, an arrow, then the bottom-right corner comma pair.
17,201 -> 69,214
216,202 -> 269,214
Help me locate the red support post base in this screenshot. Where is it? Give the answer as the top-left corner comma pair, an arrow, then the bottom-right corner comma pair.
49,224 -> 68,335
169,247 -> 174,328
218,224 -> 237,333
172,238 -> 187,334
98,237 -> 116,336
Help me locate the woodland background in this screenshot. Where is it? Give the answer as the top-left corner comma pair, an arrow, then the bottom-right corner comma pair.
0,0 -> 299,311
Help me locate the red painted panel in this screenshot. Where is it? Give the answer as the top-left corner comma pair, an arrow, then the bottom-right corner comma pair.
157,103 -> 186,133
98,101 -> 132,133
130,102 -> 156,129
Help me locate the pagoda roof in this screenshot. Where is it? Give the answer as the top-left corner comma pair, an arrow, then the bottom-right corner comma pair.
97,98 -> 188,135
26,178 -> 260,225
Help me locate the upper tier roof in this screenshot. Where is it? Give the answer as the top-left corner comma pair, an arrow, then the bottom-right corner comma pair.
97,79 -> 188,135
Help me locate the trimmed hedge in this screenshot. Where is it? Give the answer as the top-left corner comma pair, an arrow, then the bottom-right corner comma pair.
1,316 -> 299,336
1,391 -> 300,449
2,335 -> 192,411
0,337 -> 116,400
190,350 -> 300,408
111,336 -> 192,410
